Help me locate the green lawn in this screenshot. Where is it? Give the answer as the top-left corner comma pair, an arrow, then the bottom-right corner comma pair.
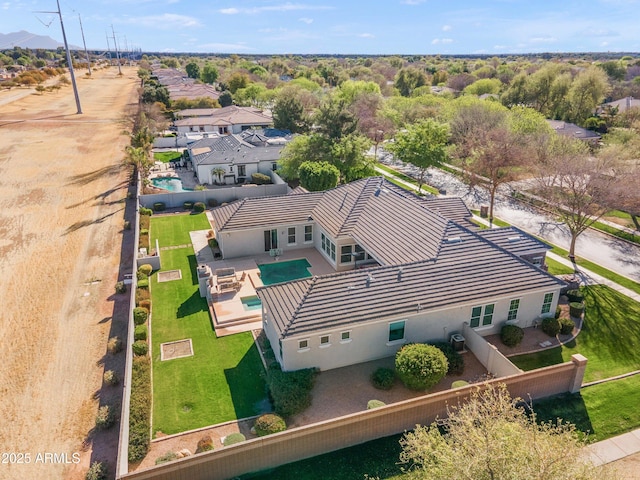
150,248 -> 267,435
154,151 -> 182,163
150,212 -> 211,248
545,257 -> 575,275
511,285 -> 640,382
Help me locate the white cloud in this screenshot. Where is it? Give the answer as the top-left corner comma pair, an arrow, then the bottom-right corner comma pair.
219,3 -> 334,14
431,38 -> 453,44
359,33 -> 374,38
299,17 -> 313,24
442,24 -> 452,31
122,13 -> 202,29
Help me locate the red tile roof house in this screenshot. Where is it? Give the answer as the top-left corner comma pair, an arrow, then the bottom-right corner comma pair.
211,177 -> 564,372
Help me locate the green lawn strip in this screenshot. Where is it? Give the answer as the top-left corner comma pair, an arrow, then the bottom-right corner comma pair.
533,375 -> 640,442
545,257 -> 575,275
154,151 -> 182,163
511,285 -> 640,382
150,213 -> 211,248
592,220 -> 640,245
375,163 -> 439,195
151,248 -> 266,435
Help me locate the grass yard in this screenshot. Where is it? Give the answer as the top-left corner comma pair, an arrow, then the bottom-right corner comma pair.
545,256 -> 575,275
511,285 -> 640,382
154,151 -> 182,163
150,212 -> 211,248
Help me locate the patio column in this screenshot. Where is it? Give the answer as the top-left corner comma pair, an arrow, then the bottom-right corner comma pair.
569,354 -> 588,393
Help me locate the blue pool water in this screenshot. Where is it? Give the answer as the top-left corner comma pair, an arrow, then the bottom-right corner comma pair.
151,177 -> 193,192
241,295 -> 262,311
258,258 -> 312,285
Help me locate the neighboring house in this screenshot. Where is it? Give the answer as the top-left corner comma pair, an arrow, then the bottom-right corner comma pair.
601,96 -> 640,114
188,133 -> 283,185
174,106 -> 273,134
546,120 -> 601,143
166,83 -> 220,102
210,177 -> 564,372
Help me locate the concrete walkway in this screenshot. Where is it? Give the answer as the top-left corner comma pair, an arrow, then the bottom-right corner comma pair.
587,429 -> 640,467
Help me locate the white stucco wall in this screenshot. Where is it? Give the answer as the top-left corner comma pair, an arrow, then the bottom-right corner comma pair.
217,222 -> 319,259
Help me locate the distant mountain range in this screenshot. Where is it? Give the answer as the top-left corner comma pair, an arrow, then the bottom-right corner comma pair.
0,30 -> 81,50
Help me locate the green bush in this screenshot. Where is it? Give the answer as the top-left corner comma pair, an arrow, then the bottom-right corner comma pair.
559,317 -> 575,335
155,452 -> 177,465
153,202 -> 166,211
133,307 -> 148,325
137,278 -> 149,289
132,340 -> 148,356
107,336 -> 122,354
208,238 -> 219,249
103,370 -> 119,386
267,365 -> 318,417
85,461 -> 107,480
431,342 -> 464,375
541,317 -> 561,337
566,289 -> 584,303
555,306 -> 562,319
195,435 -> 215,453
139,228 -> 149,236
124,220 -> 131,230
252,172 -> 272,185
129,356 -> 151,462
207,198 -> 218,207
500,324 -> 525,347
193,202 -> 205,213
254,413 -> 286,436
139,207 -> 153,216
134,325 -> 148,341
395,344 -> 448,391
367,399 -> 386,410
223,432 -> 246,446
183,201 -> 194,210
95,405 -> 115,430
114,281 -> 126,294
138,264 -> 153,276
569,302 -> 585,318
370,367 -> 395,390
139,299 -> 151,311
136,287 -> 150,306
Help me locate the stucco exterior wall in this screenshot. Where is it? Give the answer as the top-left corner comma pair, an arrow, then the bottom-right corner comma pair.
217,222 -> 318,259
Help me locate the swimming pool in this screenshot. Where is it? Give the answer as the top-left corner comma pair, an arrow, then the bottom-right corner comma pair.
241,295 -> 262,311
258,258 -> 312,285
151,177 -> 193,192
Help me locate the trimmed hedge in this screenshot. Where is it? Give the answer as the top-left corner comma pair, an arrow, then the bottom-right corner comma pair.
183,201 -> 194,210
139,207 -> 153,216
134,325 -> 148,341
266,365 -> 317,417
559,317 -> 575,335
500,324 -> 524,347
541,317 -> 561,337
139,299 -> 151,311
138,264 -> 153,276
207,198 -> 218,208
395,344 -> 448,391
133,307 -> 148,325
566,289 -> 584,303
569,302 -> 585,318
370,367 -> 395,390
153,202 -> 166,211
223,433 -> 246,446
254,413 -> 286,436
193,202 -> 205,213
132,340 -> 148,356
367,399 -> 386,410
431,342 -> 464,375
195,435 -> 215,453
208,237 -> 218,249
555,306 -> 562,319
252,172 -> 271,185
129,356 -> 151,462
137,278 -> 149,289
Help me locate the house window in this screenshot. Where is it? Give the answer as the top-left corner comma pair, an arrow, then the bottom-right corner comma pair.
341,331 -> 351,341
298,339 -> 309,350
237,165 -> 246,177
470,306 -> 482,328
482,304 -> 495,326
321,233 -> 336,261
287,227 -> 296,245
470,304 -> 495,328
532,256 -> 543,266
330,242 -> 335,261
272,162 -> 278,171
320,335 -> 330,347
541,292 -> 554,314
304,225 -> 313,243
508,299 -> 520,321
264,229 -> 278,251
388,321 -> 405,342
340,245 -> 352,264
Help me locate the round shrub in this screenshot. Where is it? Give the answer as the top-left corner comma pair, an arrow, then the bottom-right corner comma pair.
451,380 -> 469,389
555,306 -> 562,319
193,202 -> 205,213
95,405 -> 115,430
138,264 -> 153,276
133,307 -> 148,325
207,198 -> 218,208
103,370 -> 119,386
370,367 -> 395,390
395,344 -> 448,391
559,317 -> 575,335
367,399 -> 386,410
569,302 -> 585,318
566,289 -> 584,303
223,433 -> 246,446
124,220 -> 131,230
139,299 -> 151,311
139,207 -> 153,216
85,461 -> 107,480
253,413 -> 287,437
153,202 -> 166,211
114,281 -> 126,294
541,317 -> 561,337
431,342 -> 464,375
132,340 -> 148,356
137,278 -> 149,289
183,201 -> 194,210
155,452 -> 177,465
107,336 -> 122,354
139,229 -> 149,235
500,324 -> 524,347
134,324 -> 148,341
195,435 -> 214,453
208,237 -> 218,249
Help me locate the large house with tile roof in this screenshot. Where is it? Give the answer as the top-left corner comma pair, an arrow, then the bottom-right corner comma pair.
174,106 -> 273,135
210,177 -> 565,371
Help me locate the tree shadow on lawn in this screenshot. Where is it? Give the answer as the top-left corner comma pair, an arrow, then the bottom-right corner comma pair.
176,289 -> 207,318
224,345 -> 270,421
533,392 -> 595,439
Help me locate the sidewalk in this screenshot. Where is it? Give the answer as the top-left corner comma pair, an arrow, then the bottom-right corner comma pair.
587,429 -> 640,468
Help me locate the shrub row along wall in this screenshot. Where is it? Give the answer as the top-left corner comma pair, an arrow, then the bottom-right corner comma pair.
118,355 -> 587,480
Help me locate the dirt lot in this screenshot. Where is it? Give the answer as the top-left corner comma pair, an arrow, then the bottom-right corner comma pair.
0,67 -> 139,479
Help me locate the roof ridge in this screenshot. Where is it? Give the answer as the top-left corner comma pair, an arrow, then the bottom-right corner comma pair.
217,199 -> 246,230
336,177 -> 379,235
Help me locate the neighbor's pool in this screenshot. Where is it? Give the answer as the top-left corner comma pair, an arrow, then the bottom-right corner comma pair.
258,258 -> 312,285
241,295 -> 262,311
151,177 -> 193,192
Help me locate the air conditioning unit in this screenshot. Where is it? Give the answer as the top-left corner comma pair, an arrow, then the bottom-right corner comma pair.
450,333 -> 466,352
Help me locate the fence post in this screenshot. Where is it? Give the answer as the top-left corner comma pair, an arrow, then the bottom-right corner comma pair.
570,354 -> 588,393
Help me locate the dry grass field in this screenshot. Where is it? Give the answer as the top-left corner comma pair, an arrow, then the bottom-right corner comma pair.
0,66 -> 139,479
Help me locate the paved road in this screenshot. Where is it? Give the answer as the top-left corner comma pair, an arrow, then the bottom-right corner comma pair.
376,159 -> 640,283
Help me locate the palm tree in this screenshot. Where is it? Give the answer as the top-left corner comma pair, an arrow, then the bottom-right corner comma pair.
211,167 -> 226,184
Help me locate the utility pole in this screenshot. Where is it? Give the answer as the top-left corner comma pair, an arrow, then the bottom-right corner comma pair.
111,25 -> 122,75
78,14 -> 91,76
36,0 -> 82,114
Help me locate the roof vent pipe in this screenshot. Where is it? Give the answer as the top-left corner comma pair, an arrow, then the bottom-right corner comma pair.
397,268 -> 403,282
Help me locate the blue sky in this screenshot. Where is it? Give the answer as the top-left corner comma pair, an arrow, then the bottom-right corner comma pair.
1,0 -> 639,54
